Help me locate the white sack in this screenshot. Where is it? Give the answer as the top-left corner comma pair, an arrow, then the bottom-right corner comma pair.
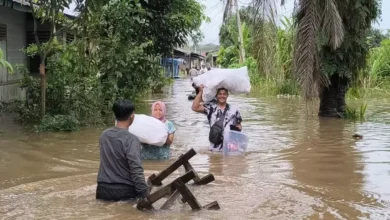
192,66 -> 251,102
127,114 -> 168,146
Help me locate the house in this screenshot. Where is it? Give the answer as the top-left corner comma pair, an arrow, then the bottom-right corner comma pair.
189,51 -> 204,70
163,48 -> 204,77
206,50 -> 219,68
173,48 -> 205,70
0,0 -> 75,102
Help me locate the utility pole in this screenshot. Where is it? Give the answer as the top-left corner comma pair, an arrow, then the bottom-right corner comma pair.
234,0 -> 246,64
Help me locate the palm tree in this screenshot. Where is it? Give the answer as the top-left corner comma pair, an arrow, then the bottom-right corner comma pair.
222,0 -> 246,63
250,0 -> 380,117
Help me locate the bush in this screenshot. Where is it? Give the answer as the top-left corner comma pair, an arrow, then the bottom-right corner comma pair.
37,115 -> 79,132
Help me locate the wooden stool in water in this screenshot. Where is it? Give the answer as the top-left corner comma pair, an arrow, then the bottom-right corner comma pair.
137,148 -> 220,211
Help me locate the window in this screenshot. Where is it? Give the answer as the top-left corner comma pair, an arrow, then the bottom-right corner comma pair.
0,24 -> 6,41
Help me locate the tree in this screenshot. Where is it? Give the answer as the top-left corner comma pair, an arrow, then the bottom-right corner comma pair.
27,0 -> 74,117
79,0 -> 207,106
223,0 -> 246,63
218,6 -> 253,68
26,0 -> 206,117
252,0 -> 381,118
367,28 -> 388,48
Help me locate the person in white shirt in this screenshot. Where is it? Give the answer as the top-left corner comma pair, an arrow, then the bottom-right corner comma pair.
199,64 -> 208,75
189,67 -> 198,79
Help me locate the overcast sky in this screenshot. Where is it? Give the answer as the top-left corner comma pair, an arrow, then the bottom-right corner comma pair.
65,0 -> 390,45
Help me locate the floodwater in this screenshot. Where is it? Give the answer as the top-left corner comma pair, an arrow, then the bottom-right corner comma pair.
1,78 -> 390,220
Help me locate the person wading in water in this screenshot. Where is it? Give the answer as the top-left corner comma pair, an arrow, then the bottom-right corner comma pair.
191,85 -> 242,151
96,99 -> 148,201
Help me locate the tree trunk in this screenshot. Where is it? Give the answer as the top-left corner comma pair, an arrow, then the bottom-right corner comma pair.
40,63 -> 46,117
319,74 -> 349,118
235,0 -> 245,64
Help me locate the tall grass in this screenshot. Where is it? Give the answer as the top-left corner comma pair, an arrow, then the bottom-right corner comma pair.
218,13 -> 390,98
344,103 -> 368,121
249,16 -> 298,96
348,39 -> 390,99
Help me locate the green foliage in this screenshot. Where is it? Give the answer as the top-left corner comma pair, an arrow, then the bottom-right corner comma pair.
9,0 -> 207,132
37,114 -> 79,132
28,0 -> 72,57
12,46 -> 104,128
217,46 -> 239,68
367,28 -> 389,48
150,71 -> 174,93
11,66 -> 41,124
86,0 -> 207,56
0,49 -> 13,73
344,103 -> 368,121
218,12 -> 298,96
367,39 -> 390,78
320,0 -> 381,81
348,38 -> 390,98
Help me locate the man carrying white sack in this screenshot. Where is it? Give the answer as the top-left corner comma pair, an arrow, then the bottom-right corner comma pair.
191,85 -> 242,151
96,100 -> 148,201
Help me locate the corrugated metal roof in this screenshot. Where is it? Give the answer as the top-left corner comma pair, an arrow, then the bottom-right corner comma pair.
174,48 -> 189,54
5,0 -> 75,18
12,0 -> 29,6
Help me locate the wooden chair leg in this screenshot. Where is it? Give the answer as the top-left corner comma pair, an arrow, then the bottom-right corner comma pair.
160,190 -> 181,210
150,148 -> 197,186
137,170 -> 196,210
203,201 -> 220,210
173,179 -> 202,210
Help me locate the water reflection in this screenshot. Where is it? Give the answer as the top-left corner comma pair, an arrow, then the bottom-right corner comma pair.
287,117 -> 387,219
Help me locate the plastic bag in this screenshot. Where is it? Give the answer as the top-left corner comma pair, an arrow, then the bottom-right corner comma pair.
127,114 -> 168,146
222,130 -> 249,156
192,66 -> 251,102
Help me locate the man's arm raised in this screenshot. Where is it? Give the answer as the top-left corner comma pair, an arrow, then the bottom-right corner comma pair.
191,85 -> 205,113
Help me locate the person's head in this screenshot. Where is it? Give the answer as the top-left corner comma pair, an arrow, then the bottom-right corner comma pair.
113,99 -> 135,127
216,88 -> 229,105
152,101 -> 166,122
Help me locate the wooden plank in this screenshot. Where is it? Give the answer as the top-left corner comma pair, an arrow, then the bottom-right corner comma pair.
147,173 -> 156,194
137,170 -> 196,210
146,183 -> 173,204
203,201 -> 220,210
160,190 -> 181,210
194,174 -> 215,185
173,179 -> 202,211
150,148 -> 197,186
183,161 -> 201,182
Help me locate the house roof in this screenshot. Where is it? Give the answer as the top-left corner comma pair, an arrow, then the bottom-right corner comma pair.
4,0 -> 76,18
174,48 -> 189,55
190,52 -> 204,59
174,48 -> 204,59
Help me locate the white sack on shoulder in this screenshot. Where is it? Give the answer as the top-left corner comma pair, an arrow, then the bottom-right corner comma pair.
192,66 -> 251,102
127,114 -> 168,146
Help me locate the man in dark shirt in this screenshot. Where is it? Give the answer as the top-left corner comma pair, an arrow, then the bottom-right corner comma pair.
96,99 -> 148,201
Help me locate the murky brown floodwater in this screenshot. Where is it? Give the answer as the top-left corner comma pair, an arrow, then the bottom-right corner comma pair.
1,78 -> 390,220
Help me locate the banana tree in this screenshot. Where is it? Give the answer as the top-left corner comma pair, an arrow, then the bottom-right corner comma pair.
0,48 -> 13,73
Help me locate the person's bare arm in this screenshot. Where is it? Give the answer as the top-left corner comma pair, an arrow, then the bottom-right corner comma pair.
191,85 -> 205,113
165,133 -> 174,146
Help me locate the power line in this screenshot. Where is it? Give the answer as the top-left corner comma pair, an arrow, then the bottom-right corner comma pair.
205,1 -> 222,14
201,7 -> 225,31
